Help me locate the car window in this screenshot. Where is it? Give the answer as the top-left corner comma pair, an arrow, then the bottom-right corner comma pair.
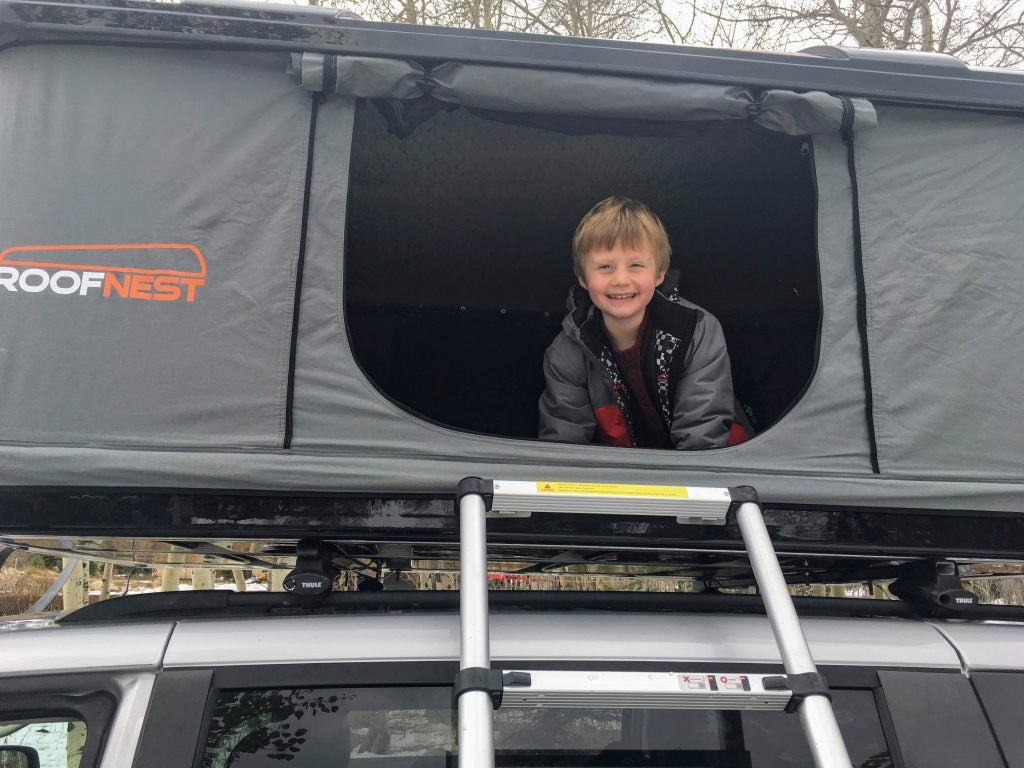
201,687 -> 452,767
0,718 -> 87,768
200,685 -> 891,767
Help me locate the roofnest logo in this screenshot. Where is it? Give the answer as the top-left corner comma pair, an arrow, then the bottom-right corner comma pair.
0,244 -> 206,302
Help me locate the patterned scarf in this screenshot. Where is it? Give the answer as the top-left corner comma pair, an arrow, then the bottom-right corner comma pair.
597,316 -> 683,446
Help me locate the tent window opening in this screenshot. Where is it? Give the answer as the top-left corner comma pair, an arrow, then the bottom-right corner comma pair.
345,99 -> 820,443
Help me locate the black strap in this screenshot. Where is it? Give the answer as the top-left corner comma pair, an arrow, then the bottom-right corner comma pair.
456,477 -> 494,509
283,93 -> 320,449
764,672 -> 832,713
728,486 -> 760,504
453,667 -> 507,709
839,96 -> 880,474
323,54 -> 337,95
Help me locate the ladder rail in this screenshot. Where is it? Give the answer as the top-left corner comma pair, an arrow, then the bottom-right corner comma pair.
737,501 -> 817,673
457,491 -> 495,768
736,501 -> 853,768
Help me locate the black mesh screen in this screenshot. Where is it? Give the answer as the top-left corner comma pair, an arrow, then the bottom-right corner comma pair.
346,99 -> 819,440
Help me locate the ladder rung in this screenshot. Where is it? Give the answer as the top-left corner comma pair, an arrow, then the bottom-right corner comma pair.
500,670 -> 792,711
489,481 -> 733,525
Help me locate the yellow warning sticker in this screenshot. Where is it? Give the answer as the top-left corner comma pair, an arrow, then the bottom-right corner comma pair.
536,481 -> 688,498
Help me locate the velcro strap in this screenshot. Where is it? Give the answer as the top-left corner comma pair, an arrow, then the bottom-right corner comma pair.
453,667 -> 505,709
764,672 -> 832,713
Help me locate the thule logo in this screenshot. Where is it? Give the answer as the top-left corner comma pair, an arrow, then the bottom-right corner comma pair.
955,597 -> 974,604
301,580 -> 322,589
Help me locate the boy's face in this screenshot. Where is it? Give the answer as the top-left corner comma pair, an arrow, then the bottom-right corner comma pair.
578,241 -> 666,327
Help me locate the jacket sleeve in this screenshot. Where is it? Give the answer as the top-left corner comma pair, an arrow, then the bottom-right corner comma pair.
670,311 -> 734,450
538,336 -> 596,444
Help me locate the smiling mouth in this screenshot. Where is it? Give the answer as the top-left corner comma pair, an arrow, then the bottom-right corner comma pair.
607,293 -> 637,300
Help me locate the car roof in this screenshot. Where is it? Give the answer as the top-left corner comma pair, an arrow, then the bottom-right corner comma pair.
160,612 -> 966,669
9,611 -> 1024,676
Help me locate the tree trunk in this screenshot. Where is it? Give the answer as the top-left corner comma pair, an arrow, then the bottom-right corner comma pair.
99,562 -> 113,602
61,558 -> 90,610
917,0 -> 935,50
161,566 -> 181,592
863,0 -> 887,47
192,569 -> 214,590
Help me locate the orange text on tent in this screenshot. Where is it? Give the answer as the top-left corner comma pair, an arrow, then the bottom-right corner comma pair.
0,243 -> 207,303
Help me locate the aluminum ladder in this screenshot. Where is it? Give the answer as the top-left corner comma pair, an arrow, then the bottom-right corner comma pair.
453,477 -> 854,768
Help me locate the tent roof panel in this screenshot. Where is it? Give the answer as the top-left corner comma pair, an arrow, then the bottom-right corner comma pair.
3,0 -> 1024,111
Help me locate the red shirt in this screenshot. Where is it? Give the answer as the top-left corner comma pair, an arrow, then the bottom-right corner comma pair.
613,315 -> 672,449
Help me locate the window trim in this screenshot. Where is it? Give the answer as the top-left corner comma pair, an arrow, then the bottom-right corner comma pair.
0,674 -> 119,768
877,668 -> 1005,768
132,670 -> 214,768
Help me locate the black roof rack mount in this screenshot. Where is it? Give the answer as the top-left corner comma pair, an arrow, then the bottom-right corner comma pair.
3,490 -> 1024,587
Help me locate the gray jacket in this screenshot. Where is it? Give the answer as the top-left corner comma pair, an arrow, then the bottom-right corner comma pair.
538,271 -> 734,450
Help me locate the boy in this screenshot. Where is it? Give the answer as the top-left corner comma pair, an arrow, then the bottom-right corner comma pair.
539,197 -> 734,450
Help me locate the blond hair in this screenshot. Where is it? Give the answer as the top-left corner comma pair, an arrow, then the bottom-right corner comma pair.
572,197 -> 671,278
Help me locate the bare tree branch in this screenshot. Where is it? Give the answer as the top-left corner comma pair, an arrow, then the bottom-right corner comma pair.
337,0 -> 1023,69
692,0 -> 1023,66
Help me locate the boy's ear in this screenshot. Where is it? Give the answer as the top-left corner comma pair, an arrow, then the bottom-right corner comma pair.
655,270 -> 667,286
577,274 -> 588,288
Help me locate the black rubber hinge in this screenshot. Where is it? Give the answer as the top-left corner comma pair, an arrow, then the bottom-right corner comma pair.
456,477 -> 494,510
323,55 -> 338,95
764,672 -> 832,713
727,486 -> 760,505
839,95 -> 855,137
453,667 -> 506,709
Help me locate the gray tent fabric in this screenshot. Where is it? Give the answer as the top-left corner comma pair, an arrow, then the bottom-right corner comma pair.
334,56 -> 427,99
1,42 -> 1022,515
857,106 -> 1024,478
0,444 -> 1018,510
0,46 -> 311,447
292,54 -> 876,136
289,51 -> 329,93
754,89 -> 877,135
290,122 -> 879,490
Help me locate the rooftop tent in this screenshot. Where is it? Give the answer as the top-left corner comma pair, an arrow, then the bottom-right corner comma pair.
0,40 -> 1023,514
